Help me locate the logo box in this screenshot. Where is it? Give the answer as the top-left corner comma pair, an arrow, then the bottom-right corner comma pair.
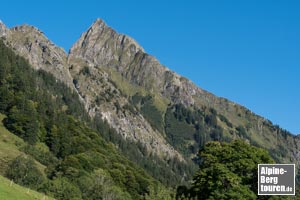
258,164 -> 295,195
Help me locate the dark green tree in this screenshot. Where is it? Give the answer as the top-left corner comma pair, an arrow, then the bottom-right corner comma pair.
4,100 -> 39,144
185,140 -> 275,200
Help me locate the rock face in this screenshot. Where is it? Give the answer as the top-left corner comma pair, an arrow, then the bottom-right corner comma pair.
69,62 -> 183,161
1,19 -> 300,167
68,19 -> 184,161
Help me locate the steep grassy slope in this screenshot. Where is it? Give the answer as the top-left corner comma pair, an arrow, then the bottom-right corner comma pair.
0,175 -> 54,200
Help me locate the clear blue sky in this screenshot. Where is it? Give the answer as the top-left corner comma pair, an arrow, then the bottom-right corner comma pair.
1,1 -> 300,134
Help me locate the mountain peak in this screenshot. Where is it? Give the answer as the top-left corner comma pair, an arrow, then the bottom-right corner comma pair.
87,18 -> 108,33
87,18 -> 144,53
69,18 -> 144,66
93,18 -> 106,26
86,18 -> 115,38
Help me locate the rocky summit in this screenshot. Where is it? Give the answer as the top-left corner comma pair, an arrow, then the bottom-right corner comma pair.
1,18 -> 299,178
